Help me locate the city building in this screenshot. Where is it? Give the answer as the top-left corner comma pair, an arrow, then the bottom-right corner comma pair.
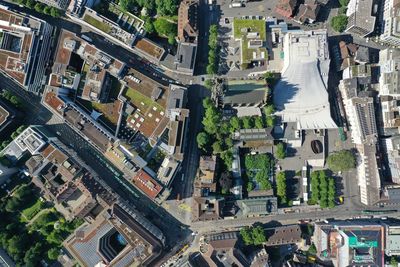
175,0 -> 198,75
194,156 -> 218,197
131,169 -> 163,201
1,126 -> 46,162
0,100 -> 15,139
264,225 -> 302,246
379,48 -> 400,97
232,18 -> 268,67
51,30 -> 125,102
0,6 -> 53,94
338,77 -> 381,205
236,196 -> 278,218
223,80 -> 268,108
273,30 -> 337,130
275,0 -> 299,18
37,0 -> 70,10
380,0 -> 400,46
345,0 -> 377,37
339,78 -> 377,145
314,221 -> 385,267
79,6 -> 143,48
201,232 -> 251,267
384,136 -> 400,184
294,0 -> 321,24
43,88 -> 116,153
65,204 -> 164,267
134,38 -> 165,63
383,221 -> 400,256
357,140 -> 381,205
192,196 -> 224,222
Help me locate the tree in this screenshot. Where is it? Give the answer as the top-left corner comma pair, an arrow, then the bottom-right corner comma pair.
203,97 -> 213,109
156,0 -> 178,16
339,0 -> 349,6
206,63 -> 217,75
255,169 -> 272,190
47,247 -> 59,261
168,33 -> 176,45
144,17 -> 155,34
202,105 -> 221,134
212,140 -> 224,154
264,72 -> 277,87
50,7 -> 61,18
24,243 -> 42,267
247,182 -> 254,192
221,150 -> 233,169
265,115 -> 275,127
242,117 -> 254,129
327,150 -> 356,172
310,171 -> 320,203
240,225 -> 267,246
252,226 -> 267,245
204,79 -> 214,90
276,171 -> 287,205
391,257 -> 399,267
240,227 -> 253,245
34,2 -> 44,12
254,116 -> 264,129
331,15 -> 348,33
308,243 -> 317,254
26,0 -> 35,9
196,132 -> 210,150
275,143 -> 286,159
230,116 -> 241,132
264,105 -> 275,116
153,18 -> 177,38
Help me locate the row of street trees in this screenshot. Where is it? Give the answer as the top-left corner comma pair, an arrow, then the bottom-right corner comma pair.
12,0 -> 62,17
196,98 -> 234,168
276,171 -> 288,205
310,170 -> 336,208
207,25 -> 219,74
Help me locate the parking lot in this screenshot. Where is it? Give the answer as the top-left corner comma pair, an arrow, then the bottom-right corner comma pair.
217,0 -> 279,18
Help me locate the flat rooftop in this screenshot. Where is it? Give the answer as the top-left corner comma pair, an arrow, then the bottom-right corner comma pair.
0,105 -> 9,126
0,8 -> 40,85
274,30 -> 337,129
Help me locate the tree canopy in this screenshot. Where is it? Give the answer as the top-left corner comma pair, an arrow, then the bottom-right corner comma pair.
331,15 -> 348,33
275,143 -> 286,159
327,150 -> 356,172
276,171 -> 287,205
240,225 -> 267,245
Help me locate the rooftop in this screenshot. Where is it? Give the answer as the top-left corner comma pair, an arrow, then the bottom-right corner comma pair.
177,0 -> 198,43
273,30 -> 337,129
131,169 -> 163,200
223,80 -> 268,107
345,0 -> 376,37
0,7 -> 46,88
66,204 -> 162,267
233,18 -> 268,64
134,38 -> 165,62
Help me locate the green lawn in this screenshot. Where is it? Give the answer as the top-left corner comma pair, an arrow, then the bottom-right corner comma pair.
83,15 -> 111,33
21,198 -> 44,221
233,19 -> 267,64
233,18 -> 266,40
124,87 -> 164,112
